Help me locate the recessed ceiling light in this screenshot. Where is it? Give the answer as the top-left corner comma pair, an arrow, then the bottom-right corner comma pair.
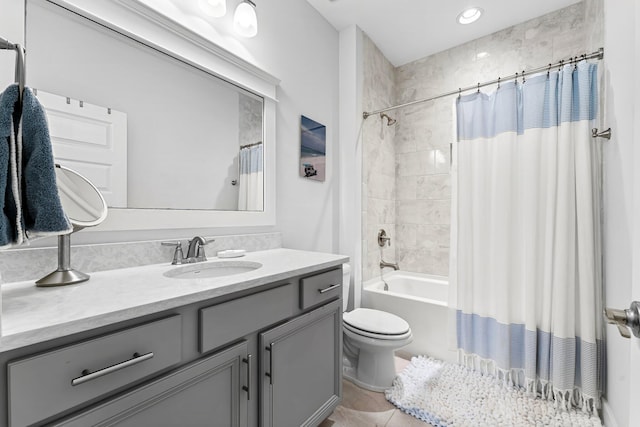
457,7 -> 483,25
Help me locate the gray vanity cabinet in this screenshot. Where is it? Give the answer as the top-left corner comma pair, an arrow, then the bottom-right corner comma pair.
52,341 -> 250,427
260,299 -> 342,427
2,266 -> 343,427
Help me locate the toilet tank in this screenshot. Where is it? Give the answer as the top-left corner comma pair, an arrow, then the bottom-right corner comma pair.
342,263 -> 351,312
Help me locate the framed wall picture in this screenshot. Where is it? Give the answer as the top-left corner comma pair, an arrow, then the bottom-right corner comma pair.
299,115 -> 326,182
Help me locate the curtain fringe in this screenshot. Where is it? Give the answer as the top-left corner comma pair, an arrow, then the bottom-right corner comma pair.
457,350 -> 600,414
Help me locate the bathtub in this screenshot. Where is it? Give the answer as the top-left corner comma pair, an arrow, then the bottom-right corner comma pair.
362,271 -> 456,362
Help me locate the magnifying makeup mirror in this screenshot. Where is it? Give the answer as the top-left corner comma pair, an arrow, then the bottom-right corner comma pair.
36,165 -> 108,287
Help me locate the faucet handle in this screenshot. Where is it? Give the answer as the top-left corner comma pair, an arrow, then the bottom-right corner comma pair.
161,241 -> 185,265
198,238 -> 215,259
378,229 -> 391,247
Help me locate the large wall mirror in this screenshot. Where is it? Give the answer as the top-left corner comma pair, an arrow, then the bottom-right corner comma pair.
23,0 -> 278,230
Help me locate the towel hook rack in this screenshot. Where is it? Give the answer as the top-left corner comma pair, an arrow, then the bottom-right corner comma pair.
592,127 -> 612,140
0,35 -> 26,104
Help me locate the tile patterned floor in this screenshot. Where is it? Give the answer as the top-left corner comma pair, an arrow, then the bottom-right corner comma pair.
319,358 -> 427,427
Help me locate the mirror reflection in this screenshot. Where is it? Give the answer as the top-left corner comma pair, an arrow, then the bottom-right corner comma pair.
55,164 -> 108,230
25,0 -> 265,212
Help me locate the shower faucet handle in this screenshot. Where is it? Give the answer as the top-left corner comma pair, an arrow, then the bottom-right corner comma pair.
378,229 -> 391,247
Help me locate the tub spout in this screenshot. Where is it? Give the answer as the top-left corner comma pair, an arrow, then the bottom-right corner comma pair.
380,260 -> 399,271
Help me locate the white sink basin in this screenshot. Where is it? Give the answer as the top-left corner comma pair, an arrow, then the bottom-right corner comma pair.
163,260 -> 263,279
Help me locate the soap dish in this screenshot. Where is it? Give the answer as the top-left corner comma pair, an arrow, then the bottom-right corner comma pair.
217,249 -> 246,258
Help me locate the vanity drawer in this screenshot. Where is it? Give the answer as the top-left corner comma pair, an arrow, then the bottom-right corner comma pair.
299,268 -> 342,310
7,315 -> 182,427
199,283 -> 295,353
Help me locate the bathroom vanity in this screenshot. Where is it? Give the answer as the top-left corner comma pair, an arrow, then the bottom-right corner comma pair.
0,248 -> 347,427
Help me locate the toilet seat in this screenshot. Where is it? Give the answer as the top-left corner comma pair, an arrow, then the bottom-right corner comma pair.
343,308 -> 411,340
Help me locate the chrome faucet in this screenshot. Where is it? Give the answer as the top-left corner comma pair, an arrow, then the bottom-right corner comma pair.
186,236 -> 212,263
380,259 -> 399,271
162,237 -> 213,265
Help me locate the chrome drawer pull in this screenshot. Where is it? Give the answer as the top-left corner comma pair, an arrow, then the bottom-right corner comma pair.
71,352 -> 155,386
242,354 -> 252,401
265,343 -> 274,385
318,283 -> 341,294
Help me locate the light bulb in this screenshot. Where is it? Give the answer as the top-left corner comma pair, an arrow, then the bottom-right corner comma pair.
234,1 -> 258,38
199,0 -> 226,18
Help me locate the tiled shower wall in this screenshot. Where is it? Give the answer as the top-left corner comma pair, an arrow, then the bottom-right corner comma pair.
361,36 -> 397,282
362,0 -> 603,279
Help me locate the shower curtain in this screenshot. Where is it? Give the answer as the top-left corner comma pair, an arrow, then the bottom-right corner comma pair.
238,143 -> 263,211
450,62 -> 604,412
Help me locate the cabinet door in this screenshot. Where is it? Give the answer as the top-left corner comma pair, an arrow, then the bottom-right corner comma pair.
260,299 -> 342,427
53,341 -> 250,427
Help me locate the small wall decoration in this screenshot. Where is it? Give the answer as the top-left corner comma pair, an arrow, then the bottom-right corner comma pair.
299,115 -> 326,182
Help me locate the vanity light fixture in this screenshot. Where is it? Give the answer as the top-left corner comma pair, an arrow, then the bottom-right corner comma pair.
199,0 -> 227,17
457,7 -> 483,25
234,0 -> 258,38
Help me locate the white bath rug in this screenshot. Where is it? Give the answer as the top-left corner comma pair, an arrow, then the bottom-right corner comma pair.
385,356 -> 602,427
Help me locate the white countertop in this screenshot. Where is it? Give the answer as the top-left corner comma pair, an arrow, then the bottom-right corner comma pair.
0,248 -> 348,352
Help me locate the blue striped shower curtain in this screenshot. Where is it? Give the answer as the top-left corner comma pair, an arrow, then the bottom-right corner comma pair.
450,62 -> 604,412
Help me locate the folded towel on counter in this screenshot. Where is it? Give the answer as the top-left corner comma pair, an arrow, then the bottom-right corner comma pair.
0,84 -> 23,247
19,87 -> 72,240
0,84 -> 72,247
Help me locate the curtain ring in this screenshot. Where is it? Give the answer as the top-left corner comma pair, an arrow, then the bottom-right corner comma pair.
522,70 -> 525,84
547,63 -> 551,78
515,72 -> 518,85
477,82 -> 480,93
497,77 -> 501,89
458,88 -> 461,99
558,60 -> 564,72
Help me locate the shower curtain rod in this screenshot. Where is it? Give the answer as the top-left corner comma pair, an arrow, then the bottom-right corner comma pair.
240,141 -> 262,149
363,47 -> 604,119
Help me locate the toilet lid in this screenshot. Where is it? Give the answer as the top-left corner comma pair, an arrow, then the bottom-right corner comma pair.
343,308 -> 410,336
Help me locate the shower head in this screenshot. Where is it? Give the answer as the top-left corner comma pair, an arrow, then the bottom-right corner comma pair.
380,113 -> 397,126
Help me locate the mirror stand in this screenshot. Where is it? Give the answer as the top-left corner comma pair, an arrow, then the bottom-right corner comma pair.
36,234 -> 89,287
34,164 -> 107,287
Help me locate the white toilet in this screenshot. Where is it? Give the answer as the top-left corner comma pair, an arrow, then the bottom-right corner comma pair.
341,264 -> 413,392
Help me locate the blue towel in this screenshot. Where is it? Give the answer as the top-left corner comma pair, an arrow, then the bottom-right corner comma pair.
0,84 -> 22,247
0,84 -> 72,247
19,87 -> 72,240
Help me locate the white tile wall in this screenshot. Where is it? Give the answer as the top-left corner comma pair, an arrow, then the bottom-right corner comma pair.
362,36 -> 397,281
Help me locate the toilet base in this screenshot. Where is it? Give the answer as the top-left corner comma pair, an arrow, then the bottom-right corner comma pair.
343,366 -> 389,393
342,347 -> 398,392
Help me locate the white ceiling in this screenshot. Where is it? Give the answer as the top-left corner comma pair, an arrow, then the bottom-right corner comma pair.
307,0 -> 582,67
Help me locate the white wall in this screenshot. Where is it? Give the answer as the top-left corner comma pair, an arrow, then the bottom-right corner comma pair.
602,0 -> 634,425
252,0 -> 340,253
0,0 -> 23,88
632,1 -> 640,425
339,25 -> 364,309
